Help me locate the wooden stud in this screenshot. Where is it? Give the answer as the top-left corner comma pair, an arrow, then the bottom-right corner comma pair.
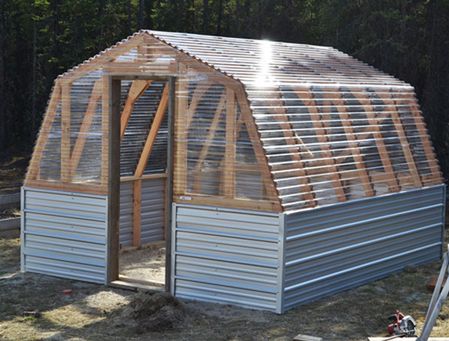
107,77 -> 121,283
372,89 -> 422,187
402,92 -> 442,182
324,90 -> 375,197
70,79 -> 102,178
25,179 -> 107,195
120,80 -> 152,139
296,89 -> 347,202
224,88 -> 236,197
132,179 -> 142,247
270,93 -> 316,207
134,84 -> 169,177
185,81 -> 212,130
25,80 -> 62,182
348,89 -> 400,192
173,64 -> 189,196
101,75 -> 110,188
192,94 -> 226,192
235,86 -> 282,211
61,82 -> 71,183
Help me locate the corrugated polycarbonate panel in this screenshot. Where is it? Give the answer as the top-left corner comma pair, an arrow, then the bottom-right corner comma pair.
141,178 -> 165,244
282,185 -> 445,310
120,81 -> 168,176
119,181 -> 133,247
147,30 -> 442,212
22,187 -> 107,283
173,204 -> 282,312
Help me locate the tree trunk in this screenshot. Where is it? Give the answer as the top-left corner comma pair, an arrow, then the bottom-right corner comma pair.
216,0 -> 223,35
202,0 -> 209,33
0,1 -> 6,151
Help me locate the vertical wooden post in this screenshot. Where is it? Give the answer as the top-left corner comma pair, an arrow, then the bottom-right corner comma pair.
106,77 -> 121,283
101,76 -> 110,188
173,64 -> 188,196
132,179 -> 142,247
61,82 -> 71,182
224,88 -> 236,197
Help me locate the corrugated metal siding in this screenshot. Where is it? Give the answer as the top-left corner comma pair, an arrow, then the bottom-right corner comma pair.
283,185 -> 445,310
119,181 -> 133,247
21,187 -> 107,283
141,178 -> 165,244
172,204 -> 282,312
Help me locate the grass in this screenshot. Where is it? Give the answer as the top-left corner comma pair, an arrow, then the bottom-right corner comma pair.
1,234 -> 449,340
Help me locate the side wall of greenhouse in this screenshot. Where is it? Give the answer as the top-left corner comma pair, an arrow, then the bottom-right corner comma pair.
281,184 -> 446,311
21,187 -> 108,283
170,203 -> 284,313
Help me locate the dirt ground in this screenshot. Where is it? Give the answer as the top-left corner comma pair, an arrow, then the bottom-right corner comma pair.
119,245 -> 166,285
2,233 -> 449,340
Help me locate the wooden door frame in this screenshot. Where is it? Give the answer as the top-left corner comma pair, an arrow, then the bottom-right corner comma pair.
106,74 -> 176,293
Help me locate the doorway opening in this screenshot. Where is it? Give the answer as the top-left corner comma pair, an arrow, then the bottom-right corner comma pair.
111,76 -> 174,291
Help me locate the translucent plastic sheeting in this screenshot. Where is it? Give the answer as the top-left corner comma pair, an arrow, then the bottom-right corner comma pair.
120,80 -> 168,176
28,30 -> 442,212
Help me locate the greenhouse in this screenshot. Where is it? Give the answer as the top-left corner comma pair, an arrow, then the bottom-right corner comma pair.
21,30 -> 445,313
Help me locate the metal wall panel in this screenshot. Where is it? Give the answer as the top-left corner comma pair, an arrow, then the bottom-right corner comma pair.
21,187 -> 107,283
172,204 -> 282,312
283,185 -> 445,310
119,181 -> 133,247
141,178 -> 165,244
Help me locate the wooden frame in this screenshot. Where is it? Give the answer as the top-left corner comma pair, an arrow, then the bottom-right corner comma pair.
26,31 -> 443,219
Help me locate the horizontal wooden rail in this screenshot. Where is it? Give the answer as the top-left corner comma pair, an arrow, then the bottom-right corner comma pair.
120,173 -> 167,183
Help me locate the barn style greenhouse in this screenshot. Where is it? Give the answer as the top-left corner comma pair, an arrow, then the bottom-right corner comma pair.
21,30 -> 446,313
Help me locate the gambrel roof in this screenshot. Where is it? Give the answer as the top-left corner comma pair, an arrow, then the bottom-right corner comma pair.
31,30 -> 442,212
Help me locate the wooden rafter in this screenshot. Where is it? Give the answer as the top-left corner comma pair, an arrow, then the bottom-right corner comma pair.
322,90 -> 375,197
70,79 -> 103,178
120,80 -> 152,138
192,94 -> 226,192
271,95 -> 316,207
26,80 -> 62,182
402,92 -> 442,182
61,82 -> 71,183
134,84 -> 169,177
224,88 -> 236,197
62,35 -> 145,83
296,88 -> 346,202
235,87 -> 283,211
373,89 -> 422,187
349,89 -> 400,192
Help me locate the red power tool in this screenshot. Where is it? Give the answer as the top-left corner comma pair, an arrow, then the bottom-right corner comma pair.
387,310 -> 417,337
